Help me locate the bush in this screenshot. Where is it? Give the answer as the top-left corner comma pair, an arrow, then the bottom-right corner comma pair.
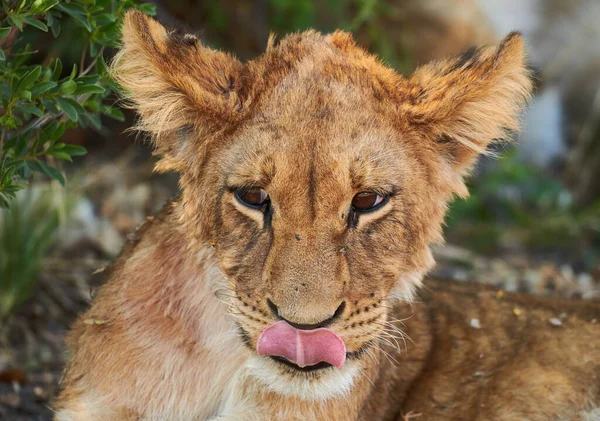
0,0 -> 155,209
0,0 -> 155,318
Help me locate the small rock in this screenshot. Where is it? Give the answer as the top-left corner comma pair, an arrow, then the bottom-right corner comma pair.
549,318 -> 562,326
470,318 -> 481,329
33,386 -> 49,402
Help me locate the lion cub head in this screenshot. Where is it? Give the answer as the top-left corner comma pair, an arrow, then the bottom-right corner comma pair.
113,11 -> 531,400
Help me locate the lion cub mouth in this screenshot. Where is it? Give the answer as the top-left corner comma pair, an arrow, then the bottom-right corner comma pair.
256,320 -> 347,369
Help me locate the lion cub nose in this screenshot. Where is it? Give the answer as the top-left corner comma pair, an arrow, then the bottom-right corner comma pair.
266,299 -> 346,330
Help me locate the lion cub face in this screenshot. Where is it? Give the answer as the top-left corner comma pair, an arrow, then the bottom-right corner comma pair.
114,11 -> 531,399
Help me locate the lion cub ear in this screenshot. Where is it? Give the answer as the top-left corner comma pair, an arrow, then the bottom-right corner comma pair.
112,10 -> 245,172
405,33 -> 532,176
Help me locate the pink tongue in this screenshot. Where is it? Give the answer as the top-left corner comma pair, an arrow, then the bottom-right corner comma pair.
257,320 -> 346,368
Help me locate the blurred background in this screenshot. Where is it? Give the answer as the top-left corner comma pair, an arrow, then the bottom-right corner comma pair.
1,0 -> 599,419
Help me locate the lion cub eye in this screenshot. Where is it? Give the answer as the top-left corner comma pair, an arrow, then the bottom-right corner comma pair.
235,188 -> 269,209
351,192 -> 387,212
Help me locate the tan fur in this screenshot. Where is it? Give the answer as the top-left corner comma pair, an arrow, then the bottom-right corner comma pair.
54,11 -> 599,421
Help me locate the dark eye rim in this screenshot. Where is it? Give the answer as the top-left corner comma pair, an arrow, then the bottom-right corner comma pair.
351,192 -> 390,214
234,188 -> 270,210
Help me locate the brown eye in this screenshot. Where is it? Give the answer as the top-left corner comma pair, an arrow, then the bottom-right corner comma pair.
235,188 -> 269,209
351,192 -> 387,212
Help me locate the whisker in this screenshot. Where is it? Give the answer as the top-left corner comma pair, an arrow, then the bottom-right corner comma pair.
377,335 -> 398,351
377,342 -> 400,366
364,347 -> 380,365
382,327 -> 412,350
379,331 -> 402,352
357,367 -> 376,388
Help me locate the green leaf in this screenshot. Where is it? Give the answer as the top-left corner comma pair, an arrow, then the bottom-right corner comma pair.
66,98 -> 85,115
75,75 -> 100,85
95,13 -> 117,25
41,121 -> 66,143
18,66 -> 42,90
30,0 -> 59,14
30,81 -> 57,96
20,90 -> 31,101
51,58 -> 62,81
0,27 -> 11,40
81,113 -> 101,130
56,2 -> 88,16
75,84 -> 104,94
11,72 -> 21,94
47,150 -> 72,162
41,68 -> 52,82
60,80 -> 77,95
40,120 -> 57,140
69,64 -> 78,80
96,22 -> 120,47
41,98 -> 59,113
0,49 -> 4,61
14,134 -> 30,157
96,37 -> 120,48
23,17 -> 48,32
27,160 -> 65,185
50,122 -> 66,141
101,106 -> 125,121
15,103 -> 43,117
55,97 -> 78,121
9,15 -> 24,31
82,96 -> 100,112
56,3 -> 92,32
47,13 -> 61,37
89,41 -> 99,57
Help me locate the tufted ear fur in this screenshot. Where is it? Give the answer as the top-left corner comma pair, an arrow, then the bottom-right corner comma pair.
111,10 -> 245,172
403,32 -> 533,176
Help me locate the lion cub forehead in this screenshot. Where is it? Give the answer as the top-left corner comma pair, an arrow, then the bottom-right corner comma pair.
223,120 -> 405,194
220,32 -> 419,195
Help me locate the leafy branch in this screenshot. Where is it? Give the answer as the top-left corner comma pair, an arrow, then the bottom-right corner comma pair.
0,0 -> 156,208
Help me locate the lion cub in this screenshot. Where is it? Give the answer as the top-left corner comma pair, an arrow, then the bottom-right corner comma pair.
54,10 -> 600,421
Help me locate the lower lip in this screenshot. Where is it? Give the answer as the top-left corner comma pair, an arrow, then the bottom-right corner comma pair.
269,344 -> 371,372
270,356 -> 333,372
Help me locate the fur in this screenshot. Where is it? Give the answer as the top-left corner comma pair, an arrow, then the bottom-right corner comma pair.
54,11 -> 599,421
